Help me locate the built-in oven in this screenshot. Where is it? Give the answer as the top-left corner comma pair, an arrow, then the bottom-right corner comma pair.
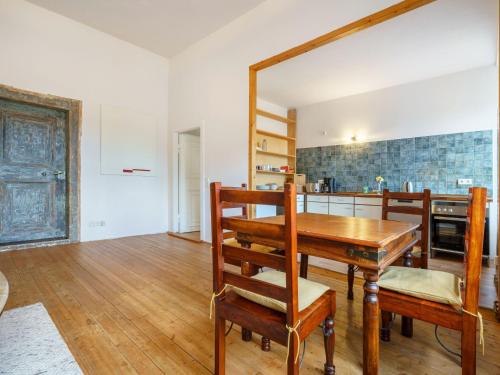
431,201 -> 489,259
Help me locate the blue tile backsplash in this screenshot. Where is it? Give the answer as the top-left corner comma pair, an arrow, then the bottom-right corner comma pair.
296,130 -> 493,195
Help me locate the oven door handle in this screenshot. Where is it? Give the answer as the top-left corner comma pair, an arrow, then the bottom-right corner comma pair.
433,216 -> 467,222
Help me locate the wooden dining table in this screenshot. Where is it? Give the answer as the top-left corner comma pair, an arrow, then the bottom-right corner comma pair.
236,212 -> 419,375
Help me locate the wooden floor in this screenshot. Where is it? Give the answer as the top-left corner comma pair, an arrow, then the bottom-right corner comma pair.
0,234 -> 499,374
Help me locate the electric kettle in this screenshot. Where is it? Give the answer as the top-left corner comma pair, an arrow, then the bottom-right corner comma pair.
401,181 -> 413,192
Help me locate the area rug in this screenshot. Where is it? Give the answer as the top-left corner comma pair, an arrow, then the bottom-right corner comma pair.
0,303 -> 83,375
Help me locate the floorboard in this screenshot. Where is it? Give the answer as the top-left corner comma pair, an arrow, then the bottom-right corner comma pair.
0,234 -> 498,374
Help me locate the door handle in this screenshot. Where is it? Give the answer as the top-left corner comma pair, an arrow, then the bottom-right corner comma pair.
53,170 -> 66,180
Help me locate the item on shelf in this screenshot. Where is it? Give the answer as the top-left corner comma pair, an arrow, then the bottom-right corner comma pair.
294,174 -> 306,186
306,183 -> 316,193
280,166 -> 289,172
401,181 -> 413,192
262,139 -> 267,151
256,141 -> 263,151
375,175 -> 384,193
256,185 -> 271,190
272,167 -> 281,172
266,183 -> 278,190
363,186 -> 370,193
322,177 -> 336,193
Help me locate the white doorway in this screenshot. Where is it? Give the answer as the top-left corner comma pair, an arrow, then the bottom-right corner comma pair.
170,127 -> 202,242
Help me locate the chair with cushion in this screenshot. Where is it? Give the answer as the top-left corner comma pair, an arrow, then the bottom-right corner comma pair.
348,189 -> 431,338
220,183 -> 280,344
379,187 -> 487,375
346,189 -> 431,301
210,182 -> 336,375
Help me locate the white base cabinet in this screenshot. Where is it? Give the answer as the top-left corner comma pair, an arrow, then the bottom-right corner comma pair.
330,203 -> 354,217
354,204 -> 382,219
305,194 -> 383,219
307,202 -> 329,214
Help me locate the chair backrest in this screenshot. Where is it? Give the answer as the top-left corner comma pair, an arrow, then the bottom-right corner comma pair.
462,187 -> 487,312
210,182 -> 299,324
382,189 -> 431,268
222,183 -> 247,239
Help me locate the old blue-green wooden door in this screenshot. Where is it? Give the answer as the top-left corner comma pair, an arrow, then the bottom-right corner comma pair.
0,98 -> 68,245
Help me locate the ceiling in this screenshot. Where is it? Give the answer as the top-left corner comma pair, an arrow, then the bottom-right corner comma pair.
26,0 -> 265,57
258,0 -> 498,108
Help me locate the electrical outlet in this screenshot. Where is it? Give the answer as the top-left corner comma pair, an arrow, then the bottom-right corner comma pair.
457,178 -> 473,186
89,220 -> 106,227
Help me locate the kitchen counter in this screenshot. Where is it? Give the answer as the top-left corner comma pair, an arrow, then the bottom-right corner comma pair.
300,191 -> 493,202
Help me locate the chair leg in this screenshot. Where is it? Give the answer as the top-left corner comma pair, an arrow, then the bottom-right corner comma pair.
401,250 -> 413,337
241,328 -> 252,341
300,254 -> 309,278
261,336 -> 271,351
401,316 -> 413,338
347,264 -> 355,300
461,315 -> 477,375
381,310 -> 392,342
215,316 -> 226,375
323,317 -> 335,375
287,332 -> 300,375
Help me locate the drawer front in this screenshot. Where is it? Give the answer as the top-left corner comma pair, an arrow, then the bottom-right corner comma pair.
307,202 -> 329,214
330,203 -> 354,217
297,194 -> 305,202
297,202 -> 305,213
354,205 -> 382,219
355,197 -> 382,206
307,195 -> 329,203
331,196 -> 355,204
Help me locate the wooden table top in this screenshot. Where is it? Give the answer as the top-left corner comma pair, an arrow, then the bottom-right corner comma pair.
253,213 -> 419,249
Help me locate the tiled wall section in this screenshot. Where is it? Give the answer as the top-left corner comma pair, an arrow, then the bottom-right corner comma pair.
296,130 -> 493,195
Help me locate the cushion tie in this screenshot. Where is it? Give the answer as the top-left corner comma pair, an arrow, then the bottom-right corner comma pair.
285,320 -> 301,364
462,308 -> 484,355
209,285 -> 227,320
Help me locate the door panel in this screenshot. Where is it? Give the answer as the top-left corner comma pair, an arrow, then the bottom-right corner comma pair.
0,99 -> 67,245
179,133 -> 200,233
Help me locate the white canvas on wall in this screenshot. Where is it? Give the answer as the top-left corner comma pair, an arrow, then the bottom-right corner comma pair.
100,105 -> 159,176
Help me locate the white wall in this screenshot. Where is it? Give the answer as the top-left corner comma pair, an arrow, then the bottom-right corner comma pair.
297,66 -> 498,147
0,0 -> 169,241
168,0 -> 400,241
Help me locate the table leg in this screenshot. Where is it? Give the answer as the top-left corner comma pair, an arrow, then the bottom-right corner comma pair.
239,240 -> 259,342
363,272 -> 379,375
401,249 -> 413,337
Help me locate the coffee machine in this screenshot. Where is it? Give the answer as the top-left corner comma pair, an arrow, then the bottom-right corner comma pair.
321,177 -> 336,193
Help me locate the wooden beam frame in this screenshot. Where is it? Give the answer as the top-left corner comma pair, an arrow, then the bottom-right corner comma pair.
248,0 -> 436,192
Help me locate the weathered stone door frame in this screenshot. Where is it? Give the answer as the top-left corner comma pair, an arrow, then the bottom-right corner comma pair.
0,84 -> 81,251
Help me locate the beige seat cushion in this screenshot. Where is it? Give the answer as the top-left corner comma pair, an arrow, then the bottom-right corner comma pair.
379,266 -> 462,309
0,271 -> 9,314
224,238 -> 276,254
232,270 -> 329,313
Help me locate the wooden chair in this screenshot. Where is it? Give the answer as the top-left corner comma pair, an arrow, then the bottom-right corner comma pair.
219,183 -> 281,343
379,187 -> 487,375
210,182 -> 336,375
346,189 -> 431,301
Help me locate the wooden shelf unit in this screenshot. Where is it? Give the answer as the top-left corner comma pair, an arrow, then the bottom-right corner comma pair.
249,108 -> 297,192
256,170 -> 295,176
256,149 -> 296,158
256,129 -> 296,142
